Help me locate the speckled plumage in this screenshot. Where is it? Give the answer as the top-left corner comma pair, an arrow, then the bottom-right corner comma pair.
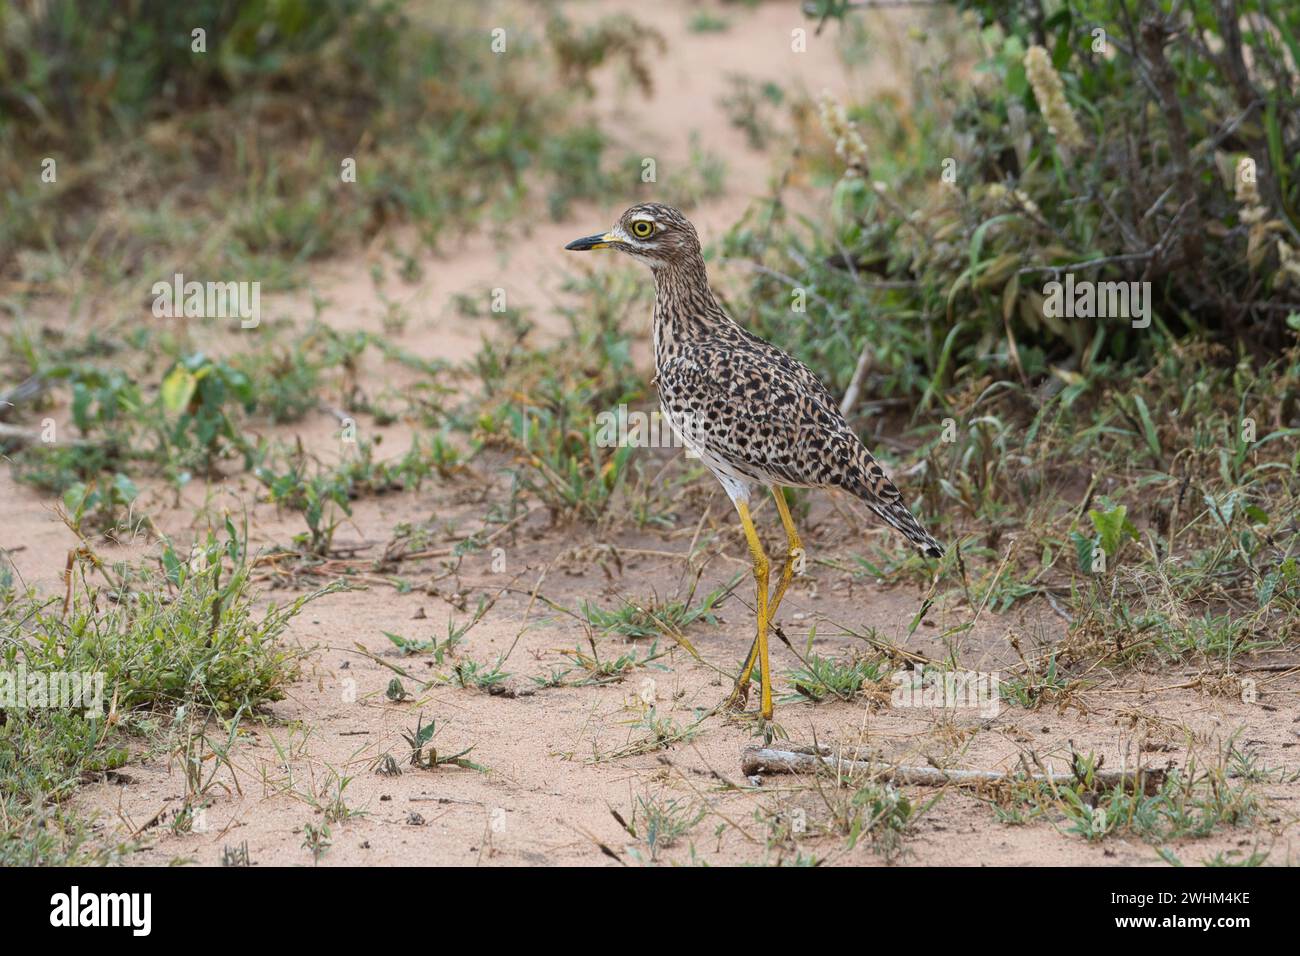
571,202 -> 943,558
567,203 -> 943,718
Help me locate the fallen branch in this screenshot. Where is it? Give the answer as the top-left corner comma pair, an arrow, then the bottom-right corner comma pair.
742,745 -> 1167,795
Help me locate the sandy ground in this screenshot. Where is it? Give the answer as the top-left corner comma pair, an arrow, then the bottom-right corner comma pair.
4,0 -> 1298,866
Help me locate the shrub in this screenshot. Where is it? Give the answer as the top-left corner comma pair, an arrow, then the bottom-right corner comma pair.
738,0 -> 1300,404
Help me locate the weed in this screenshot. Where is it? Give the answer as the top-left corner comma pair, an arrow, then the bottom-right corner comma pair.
400,713 -> 483,771
221,842 -> 252,867
558,639 -> 670,687
0,520 -> 328,862
785,652 -> 886,704
827,779 -> 924,864
449,659 -> 509,693
581,582 -> 728,641
604,709 -> 703,760
621,794 -> 706,862
302,822 -> 331,864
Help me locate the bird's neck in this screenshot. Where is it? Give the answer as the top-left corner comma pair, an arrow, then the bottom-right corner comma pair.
651,253 -> 735,369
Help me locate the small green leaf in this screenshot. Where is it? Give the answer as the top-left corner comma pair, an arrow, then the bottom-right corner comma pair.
907,597 -> 933,636
161,366 -> 198,413
161,544 -> 183,586
1088,504 -> 1138,558
1131,394 -> 1161,464
63,482 -> 90,515
112,473 -> 139,504
1070,530 -> 1094,573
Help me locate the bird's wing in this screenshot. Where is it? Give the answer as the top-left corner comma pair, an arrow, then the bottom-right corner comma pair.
658,340 -> 902,503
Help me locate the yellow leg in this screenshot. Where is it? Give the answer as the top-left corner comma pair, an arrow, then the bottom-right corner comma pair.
768,487 -> 804,618
732,488 -> 803,699
733,499 -> 773,719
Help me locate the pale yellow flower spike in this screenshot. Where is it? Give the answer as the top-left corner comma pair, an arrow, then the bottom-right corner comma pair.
1023,46 -> 1085,152
817,90 -> 869,174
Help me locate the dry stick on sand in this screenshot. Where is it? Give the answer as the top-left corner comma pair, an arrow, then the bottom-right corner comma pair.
742,745 -> 1168,796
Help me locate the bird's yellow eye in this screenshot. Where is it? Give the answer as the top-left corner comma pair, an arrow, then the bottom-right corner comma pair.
630,220 -> 654,238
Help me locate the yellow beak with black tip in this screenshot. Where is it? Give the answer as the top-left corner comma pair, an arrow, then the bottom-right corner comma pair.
564,231 -> 620,251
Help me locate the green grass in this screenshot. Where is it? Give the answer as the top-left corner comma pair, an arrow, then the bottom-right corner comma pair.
601,709 -> 704,761
619,793 -> 706,863
400,714 -> 482,771
552,639 -> 671,687
448,658 -> 510,693
823,777 -> 927,864
784,652 -> 886,704
581,581 -> 729,642
0,521 -> 332,863
1067,757 -> 1260,845
991,743 -> 1265,851
998,655 -> 1078,709
1,3 -> 664,294
1,0 -> 1297,867
687,12 -> 730,34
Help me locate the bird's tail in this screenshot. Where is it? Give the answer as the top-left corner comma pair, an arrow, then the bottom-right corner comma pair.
862,494 -> 944,558
844,445 -> 944,558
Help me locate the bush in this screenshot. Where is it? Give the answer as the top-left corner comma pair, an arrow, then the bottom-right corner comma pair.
0,522 -> 331,862
0,2 -> 662,285
737,0 -> 1300,405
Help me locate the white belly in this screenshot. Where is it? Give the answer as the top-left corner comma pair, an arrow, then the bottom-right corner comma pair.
661,401 -> 757,504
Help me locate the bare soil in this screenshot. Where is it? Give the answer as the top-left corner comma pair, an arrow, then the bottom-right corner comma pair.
4,0 -> 1296,866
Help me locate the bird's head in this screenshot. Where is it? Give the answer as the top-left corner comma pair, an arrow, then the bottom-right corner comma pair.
564,203 -> 700,269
